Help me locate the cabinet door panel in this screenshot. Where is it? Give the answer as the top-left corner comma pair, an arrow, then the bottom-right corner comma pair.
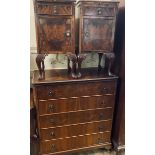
37,16 -> 74,53
82,18 -> 115,52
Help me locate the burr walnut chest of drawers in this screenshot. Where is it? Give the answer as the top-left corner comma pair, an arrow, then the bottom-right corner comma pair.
32,68 -> 118,155
33,0 -> 76,54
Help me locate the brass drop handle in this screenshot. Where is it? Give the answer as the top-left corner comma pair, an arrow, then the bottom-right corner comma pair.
85,31 -> 89,37
48,104 -> 55,112
51,144 -> 56,152
50,131 -> 55,137
101,100 -> 105,105
53,6 -> 57,14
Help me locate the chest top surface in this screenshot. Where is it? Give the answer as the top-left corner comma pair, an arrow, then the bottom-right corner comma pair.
32,68 -> 118,85
37,0 -> 76,2
77,0 -> 119,4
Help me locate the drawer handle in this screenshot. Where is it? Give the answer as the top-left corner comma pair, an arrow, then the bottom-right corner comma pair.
48,90 -> 54,97
50,131 -> 55,137
97,138 -> 104,144
48,104 -> 55,112
99,113 -> 104,120
97,9 -> 102,15
100,100 -> 105,106
50,118 -> 55,123
85,31 -> 89,37
53,6 -> 57,14
51,144 -> 56,152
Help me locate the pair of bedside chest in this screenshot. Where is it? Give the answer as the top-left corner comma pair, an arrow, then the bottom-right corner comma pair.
33,0 -> 119,79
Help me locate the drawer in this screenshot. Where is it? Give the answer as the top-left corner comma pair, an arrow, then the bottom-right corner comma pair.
79,95 -> 115,110
37,3 -> 73,15
38,95 -> 114,115
83,6 -> 115,17
37,81 -> 116,100
38,97 -> 78,115
39,108 -> 113,128
40,120 -> 112,140
40,132 -> 111,154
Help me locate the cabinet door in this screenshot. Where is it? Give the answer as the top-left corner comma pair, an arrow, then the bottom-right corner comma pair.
37,16 -> 74,54
81,18 -> 115,52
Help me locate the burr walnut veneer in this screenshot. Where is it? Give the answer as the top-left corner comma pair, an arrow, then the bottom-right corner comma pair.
33,0 -> 76,54
32,68 -> 118,155
77,0 -> 119,75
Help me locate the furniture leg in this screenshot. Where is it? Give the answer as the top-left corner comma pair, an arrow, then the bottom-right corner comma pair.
77,54 -> 86,78
105,53 -> 115,76
67,53 -> 77,78
67,57 -> 71,73
36,54 -> 47,80
98,53 -> 103,72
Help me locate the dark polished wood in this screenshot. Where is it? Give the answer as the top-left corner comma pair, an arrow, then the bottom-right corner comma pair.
38,95 -> 115,114
40,132 -> 111,154
77,0 -> 119,76
112,6 -> 125,150
36,54 -> 47,80
33,0 -> 76,54
32,68 -> 118,155
39,108 -> 113,128
67,53 -> 86,78
40,120 -> 112,140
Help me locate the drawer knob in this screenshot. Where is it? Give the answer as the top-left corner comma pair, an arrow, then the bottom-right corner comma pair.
50,118 -> 55,123
65,31 -> 71,37
48,90 -> 54,97
97,138 -> 104,144
97,9 -> 102,15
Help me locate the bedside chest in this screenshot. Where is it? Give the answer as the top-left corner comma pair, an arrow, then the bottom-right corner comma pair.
33,0 -> 76,54
32,68 -> 118,155
77,0 -> 119,75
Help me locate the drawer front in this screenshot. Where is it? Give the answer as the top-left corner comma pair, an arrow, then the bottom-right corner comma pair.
39,108 -> 113,128
83,6 -> 115,17
38,97 -> 78,115
40,120 -> 112,140
40,132 -> 111,154
37,81 -> 116,100
37,3 -> 73,16
37,16 -> 74,54
38,95 -> 114,115
79,95 -> 115,110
